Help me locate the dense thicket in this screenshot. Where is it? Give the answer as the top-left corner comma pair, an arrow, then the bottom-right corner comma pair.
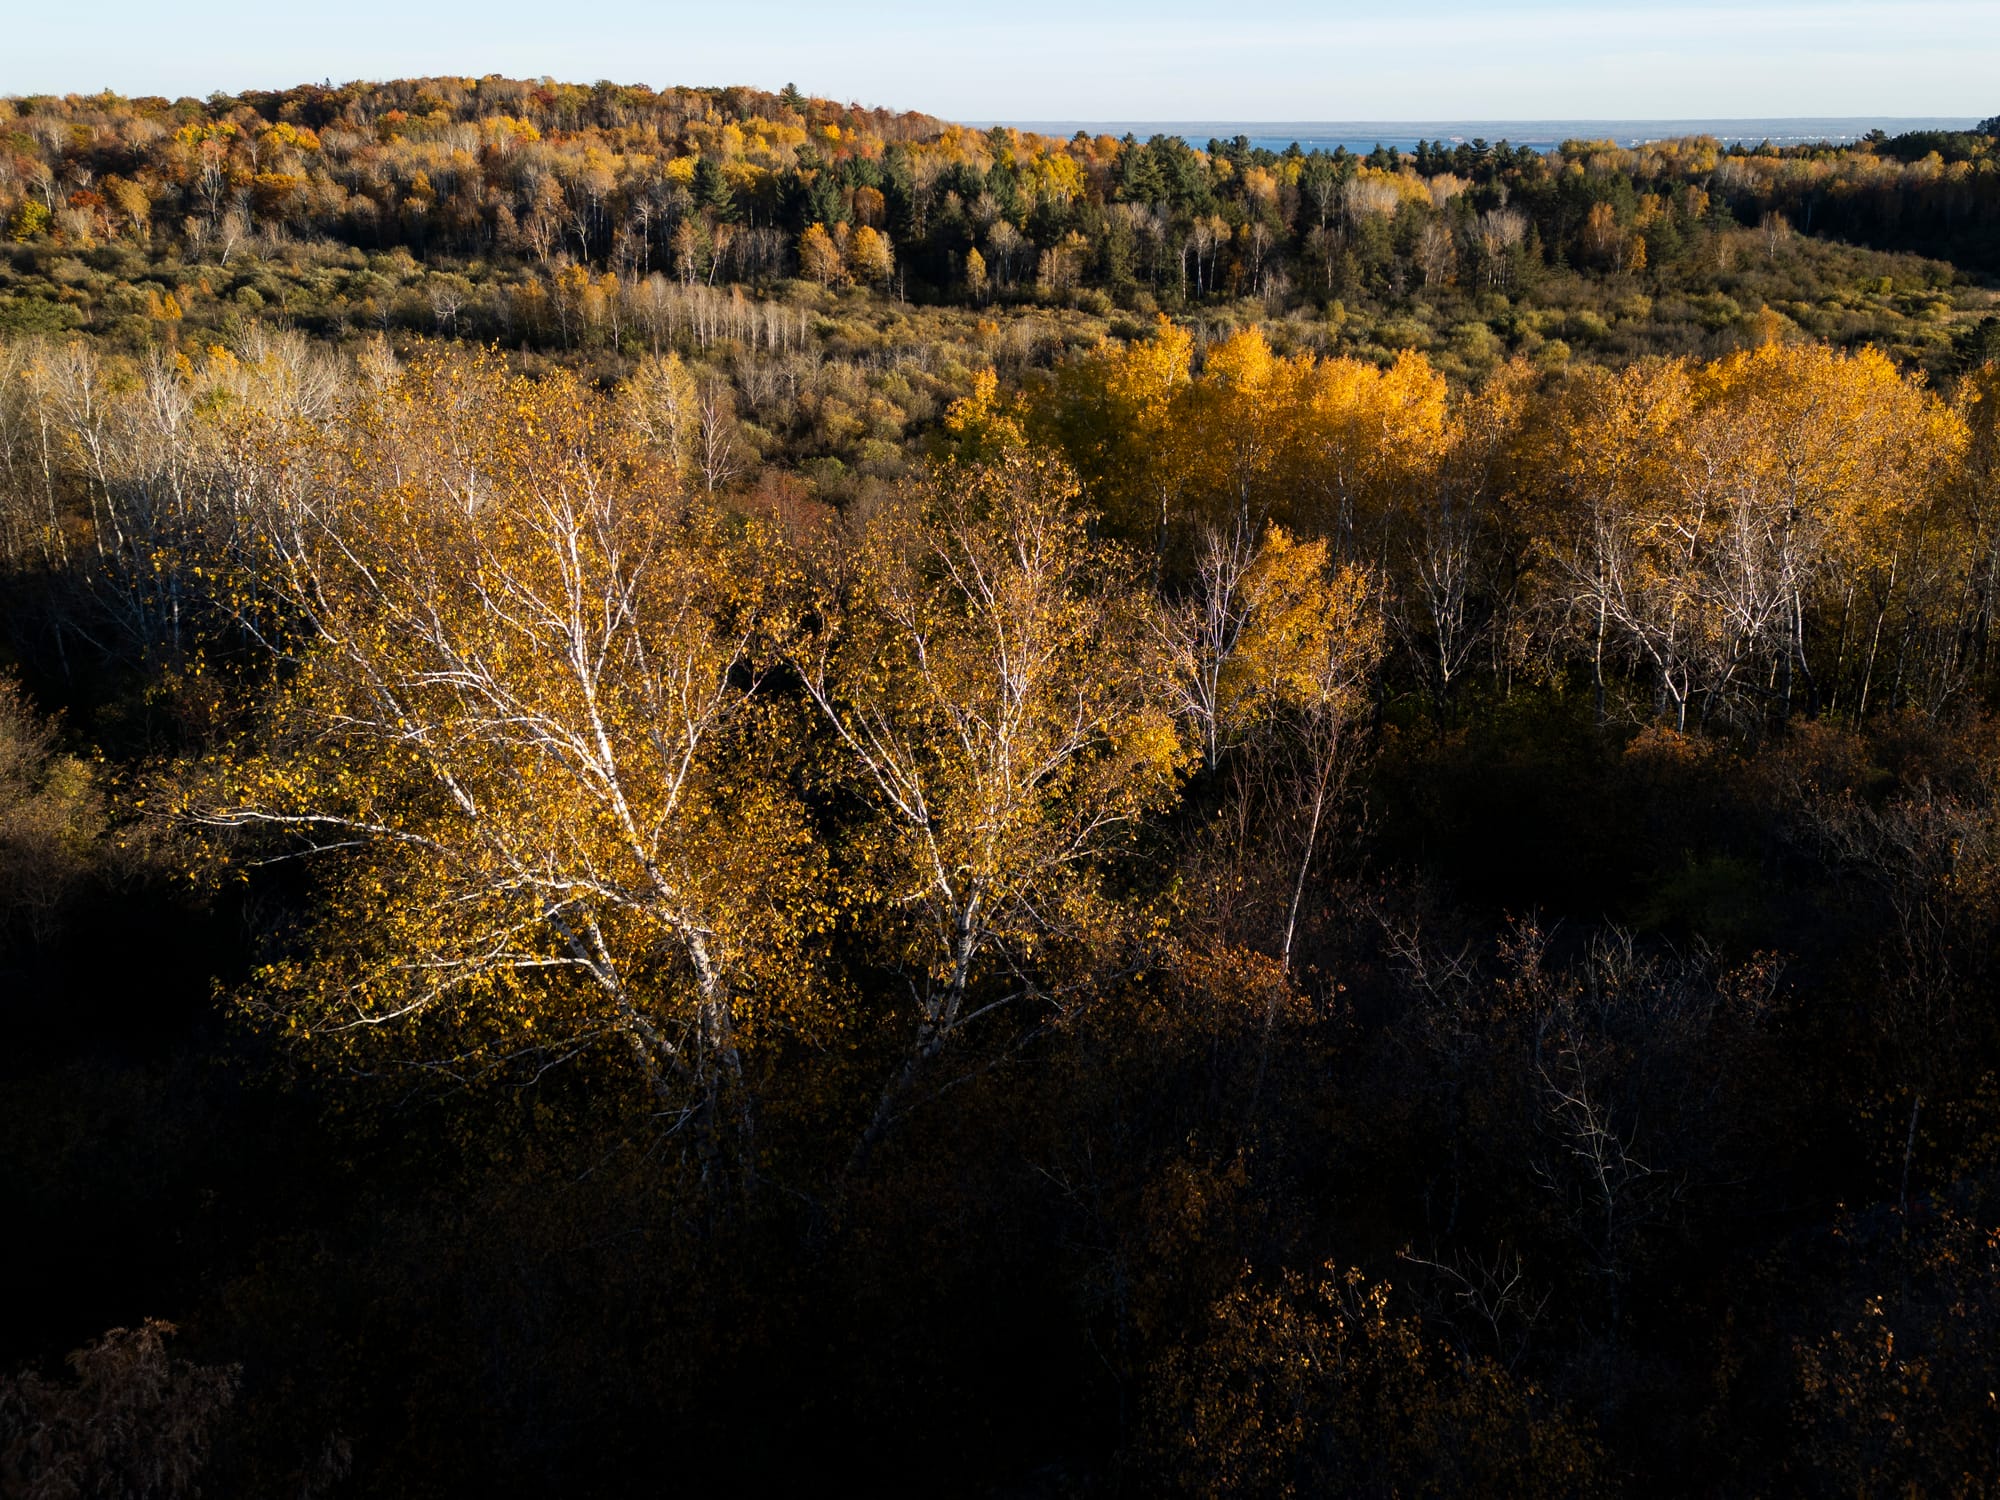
4,77 -> 2000,1500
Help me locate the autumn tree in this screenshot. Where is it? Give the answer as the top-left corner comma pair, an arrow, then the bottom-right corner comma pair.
0,329 -> 342,669
797,222 -> 843,286
845,225 -> 894,287
0,1321 -> 241,1500
1178,327 -> 1296,531
1516,357 -> 1692,725
0,676 -> 105,943
1381,360 -> 1530,720
618,350 -> 700,485
1521,345 -> 1964,730
1160,524 -> 1381,973
1142,1263 -> 1604,1497
191,352 -> 826,1148
1035,315 -> 1194,564
1233,537 -> 1382,973
1284,347 -> 1450,559
799,451 -> 1186,1163
1049,329 -> 1453,574
936,368 -> 1027,464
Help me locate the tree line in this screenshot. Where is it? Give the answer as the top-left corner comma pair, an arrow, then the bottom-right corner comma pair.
5,80 -> 1997,340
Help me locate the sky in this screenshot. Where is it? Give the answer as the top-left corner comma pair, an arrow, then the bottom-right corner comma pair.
5,0 -> 1994,122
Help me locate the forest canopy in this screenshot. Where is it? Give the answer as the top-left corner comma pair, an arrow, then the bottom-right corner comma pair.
3,75 -> 2000,1498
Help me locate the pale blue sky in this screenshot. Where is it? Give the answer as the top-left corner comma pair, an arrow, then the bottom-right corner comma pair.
6,0 -> 1994,121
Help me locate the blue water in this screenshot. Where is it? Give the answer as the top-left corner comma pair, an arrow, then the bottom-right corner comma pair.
983,118 -> 1984,154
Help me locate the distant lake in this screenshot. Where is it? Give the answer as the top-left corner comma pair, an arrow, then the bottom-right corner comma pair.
973,118 -> 1984,154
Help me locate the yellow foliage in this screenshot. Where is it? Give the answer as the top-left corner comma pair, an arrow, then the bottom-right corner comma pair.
195,352 -> 830,1109
1022,152 -> 1087,204
845,224 -> 894,286
1226,529 -> 1381,727
940,368 -> 1025,460
1516,341 -> 1966,726
797,222 -> 843,286
799,450 -> 1188,1098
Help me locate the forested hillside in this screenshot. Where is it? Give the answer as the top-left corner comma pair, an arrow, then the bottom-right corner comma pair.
4,78 -> 2000,1497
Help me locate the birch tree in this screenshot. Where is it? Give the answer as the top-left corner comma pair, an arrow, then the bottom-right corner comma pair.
189,353 -> 825,1146
800,451 -> 1186,1162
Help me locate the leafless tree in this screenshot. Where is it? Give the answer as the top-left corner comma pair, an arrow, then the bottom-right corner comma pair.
696,377 -> 743,495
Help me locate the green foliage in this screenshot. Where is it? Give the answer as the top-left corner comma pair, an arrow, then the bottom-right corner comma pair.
0,293 -> 84,335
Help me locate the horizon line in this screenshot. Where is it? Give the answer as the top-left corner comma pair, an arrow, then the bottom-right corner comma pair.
971,115 -> 1983,127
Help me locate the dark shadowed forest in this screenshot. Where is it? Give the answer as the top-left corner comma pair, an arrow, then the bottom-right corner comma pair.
5,77 -> 2000,1496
